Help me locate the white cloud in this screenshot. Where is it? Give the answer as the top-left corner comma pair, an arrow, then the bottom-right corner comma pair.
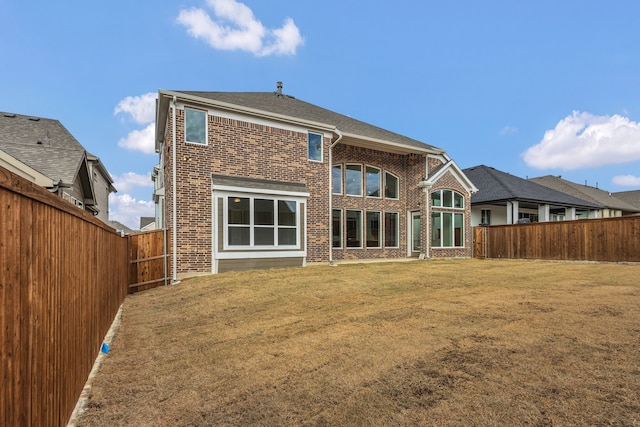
523,111 -> 640,170
117,123 -> 156,154
113,171 -> 154,194
612,174 -> 640,186
109,193 -> 155,230
114,92 -> 157,124
177,0 -> 303,56
500,126 -> 517,135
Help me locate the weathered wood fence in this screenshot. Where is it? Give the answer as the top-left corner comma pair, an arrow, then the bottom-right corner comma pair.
0,166 -> 129,426
128,229 -> 170,293
473,216 -> 640,262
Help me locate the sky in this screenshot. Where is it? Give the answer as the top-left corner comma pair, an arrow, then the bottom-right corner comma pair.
2,0 -> 640,229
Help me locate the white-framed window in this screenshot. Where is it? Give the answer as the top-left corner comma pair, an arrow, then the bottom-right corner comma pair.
384,172 -> 399,199
62,191 -> 84,210
332,165 -> 342,195
345,210 -> 362,248
365,166 -> 381,198
345,164 -> 363,196
431,189 -> 464,209
366,211 -> 381,248
332,209 -> 342,248
384,212 -> 399,247
308,132 -> 323,162
225,196 -> 299,249
431,212 -> 464,248
185,107 -> 207,145
481,209 -> 491,225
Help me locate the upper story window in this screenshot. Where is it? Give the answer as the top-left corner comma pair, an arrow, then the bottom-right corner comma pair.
431,189 -> 464,209
332,165 -> 342,194
385,172 -> 399,199
308,132 -> 323,162
185,108 -> 207,144
365,166 -> 381,197
346,164 -> 363,196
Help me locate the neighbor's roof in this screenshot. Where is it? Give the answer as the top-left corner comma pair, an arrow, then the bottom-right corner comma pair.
613,189 -> 640,210
156,88 -> 444,155
530,175 -> 640,213
463,165 -> 599,208
0,112 -> 89,185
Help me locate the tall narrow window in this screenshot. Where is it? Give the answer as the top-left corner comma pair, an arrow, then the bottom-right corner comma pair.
332,209 -> 342,248
346,210 -> 362,248
308,132 -> 323,162
366,211 -> 381,248
254,199 -> 275,245
454,213 -> 464,246
346,165 -> 362,196
481,209 -> 491,225
278,200 -> 297,245
332,165 -> 342,194
228,197 -> 250,245
431,212 -> 441,247
185,108 -> 206,144
365,166 -> 381,197
385,172 -> 399,199
384,212 -> 398,247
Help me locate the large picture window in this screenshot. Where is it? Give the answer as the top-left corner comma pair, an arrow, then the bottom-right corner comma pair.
366,211 -> 381,248
346,210 -> 362,248
384,172 -> 399,199
384,212 -> 399,247
185,108 -> 206,144
226,196 -> 298,248
365,166 -> 381,198
308,132 -> 323,162
346,164 -> 363,196
431,212 -> 464,248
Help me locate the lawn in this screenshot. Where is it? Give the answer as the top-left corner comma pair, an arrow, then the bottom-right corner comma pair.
76,259 -> 640,426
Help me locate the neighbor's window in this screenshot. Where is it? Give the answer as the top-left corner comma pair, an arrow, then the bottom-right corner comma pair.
431,190 -> 464,209
227,196 -> 298,247
308,132 -> 323,162
385,172 -> 399,199
366,211 -> 381,248
332,209 -> 342,248
185,108 -> 206,144
384,212 -> 399,247
346,210 -> 362,248
345,164 -> 363,196
332,165 -> 342,194
365,166 -> 381,198
481,209 -> 491,225
431,212 -> 464,248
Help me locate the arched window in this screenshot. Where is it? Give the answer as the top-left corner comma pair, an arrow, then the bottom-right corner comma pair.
431,189 -> 464,209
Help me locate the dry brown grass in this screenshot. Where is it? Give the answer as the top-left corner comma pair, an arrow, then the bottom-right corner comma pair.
77,259 -> 640,426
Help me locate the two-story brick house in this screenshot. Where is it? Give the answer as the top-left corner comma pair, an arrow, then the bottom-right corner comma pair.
154,83 -> 477,278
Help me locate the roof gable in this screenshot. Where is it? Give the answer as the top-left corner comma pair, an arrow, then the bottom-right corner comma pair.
463,165 -> 599,208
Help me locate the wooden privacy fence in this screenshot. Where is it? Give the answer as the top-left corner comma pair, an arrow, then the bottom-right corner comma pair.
128,229 -> 170,293
473,216 -> 640,262
0,166 -> 128,426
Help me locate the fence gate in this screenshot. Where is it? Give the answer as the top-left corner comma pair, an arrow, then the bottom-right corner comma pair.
128,229 -> 170,293
473,227 -> 486,259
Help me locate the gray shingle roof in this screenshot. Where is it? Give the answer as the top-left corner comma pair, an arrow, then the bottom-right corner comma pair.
613,190 -> 640,210
463,165 -> 599,208
530,175 -> 640,212
0,112 -> 86,185
173,90 -> 442,153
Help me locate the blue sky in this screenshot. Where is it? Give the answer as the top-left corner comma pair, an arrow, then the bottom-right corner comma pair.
2,0 -> 640,229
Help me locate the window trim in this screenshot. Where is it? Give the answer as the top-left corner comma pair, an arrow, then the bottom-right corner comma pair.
184,107 -> 208,145
384,171 -> 399,200
307,132 -> 323,163
365,165 -> 382,198
384,211 -> 399,248
366,210 -> 382,248
345,164 -> 363,197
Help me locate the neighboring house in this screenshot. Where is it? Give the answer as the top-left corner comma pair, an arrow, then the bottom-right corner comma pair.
0,112 -> 116,223
154,83 -> 477,278
139,216 -> 156,231
613,190 -> 640,213
108,220 -> 136,235
530,175 -> 640,217
463,165 -> 600,226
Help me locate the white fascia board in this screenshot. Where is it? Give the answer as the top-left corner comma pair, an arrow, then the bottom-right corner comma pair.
212,185 -> 310,198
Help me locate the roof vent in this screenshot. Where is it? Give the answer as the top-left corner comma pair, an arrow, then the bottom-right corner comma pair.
3,113 -> 16,118
28,117 -> 40,121
276,81 -> 283,97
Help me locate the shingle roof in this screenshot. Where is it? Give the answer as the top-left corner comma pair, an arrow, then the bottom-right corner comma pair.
530,175 -> 640,212
463,165 -> 599,208
0,112 -> 86,185
171,90 -> 443,153
613,190 -> 640,210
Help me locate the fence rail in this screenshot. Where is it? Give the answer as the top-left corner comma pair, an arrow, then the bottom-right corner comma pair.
473,216 -> 640,262
0,166 -> 128,426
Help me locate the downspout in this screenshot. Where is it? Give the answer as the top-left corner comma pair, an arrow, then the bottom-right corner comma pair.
328,128 -> 343,265
171,96 -> 179,284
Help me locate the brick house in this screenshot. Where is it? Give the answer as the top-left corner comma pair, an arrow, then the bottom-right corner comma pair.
154,83 -> 477,278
